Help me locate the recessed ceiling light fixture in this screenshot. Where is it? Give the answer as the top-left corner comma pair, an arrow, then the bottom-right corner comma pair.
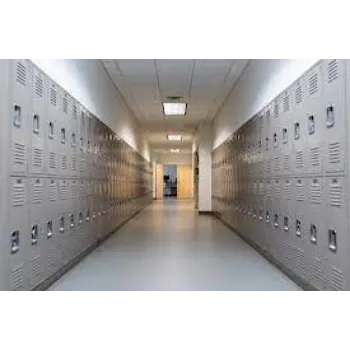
167,134 -> 182,141
170,149 -> 180,153
163,102 -> 187,116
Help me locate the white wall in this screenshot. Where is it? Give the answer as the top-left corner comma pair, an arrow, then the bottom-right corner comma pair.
155,153 -> 192,165
213,59 -> 320,149
195,124 -> 212,212
32,59 -> 151,161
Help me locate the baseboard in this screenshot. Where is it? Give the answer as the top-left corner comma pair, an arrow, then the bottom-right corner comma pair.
212,213 -> 317,291
198,211 -> 213,215
34,204 -> 150,291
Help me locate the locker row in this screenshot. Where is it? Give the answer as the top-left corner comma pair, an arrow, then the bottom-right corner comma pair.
212,59 -> 350,291
0,60 -> 153,290
214,59 -> 346,179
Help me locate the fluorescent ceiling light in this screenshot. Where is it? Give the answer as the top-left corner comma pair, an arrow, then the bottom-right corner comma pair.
170,149 -> 180,153
163,103 -> 187,116
167,134 -> 182,141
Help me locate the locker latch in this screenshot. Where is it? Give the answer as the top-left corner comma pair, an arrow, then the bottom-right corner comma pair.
274,214 -> 279,228
48,121 -> 54,139
310,224 -> 317,243
31,225 -> 39,245
284,216 -> 289,232
33,114 -> 40,134
13,104 -> 21,127
328,229 -> 337,253
308,115 -> 315,135
282,128 -> 288,144
79,212 -> 83,225
59,216 -> 65,233
86,210 -> 90,222
71,133 -> 76,148
70,214 -> 75,228
61,128 -> 66,144
273,133 -> 277,148
296,220 -> 302,237
326,105 -> 335,128
11,230 -> 20,254
294,122 -> 300,140
47,221 -> 53,239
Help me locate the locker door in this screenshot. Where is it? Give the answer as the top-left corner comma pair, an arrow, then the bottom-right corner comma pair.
10,60 -> 31,174
323,59 -> 346,174
28,177 -> 46,289
30,66 -> 46,174
45,177 -> 60,276
7,177 -> 30,290
58,179 -> 70,266
46,80 -> 59,175
59,91 -> 70,176
69,98 -> 78,178
305,62 -> 324,175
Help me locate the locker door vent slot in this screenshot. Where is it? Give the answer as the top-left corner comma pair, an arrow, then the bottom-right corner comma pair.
62,96 -> 68,114
11,230 -> 20,254
310,258 -> 323,281
11,265 -> 24,291
14,143 -> 26,165
16,61 -> 27,86
295,248 -> 305,271
60,181 -> 68,200
309,73 -> 318,95
295,84 -> 302,104
327,60 -> 339,84
32,180 -> 43,204
329,179 -> 341,207
61,155 -> 67,171
30,256 -> 42,280
285,180 -> 291,199
12,180 -> 25,206
50,87 -> 57,106
34,75 -> 44,97
49,152 -> 57,169
33,148 -> 43,168
283,94 -> 290,112
273,101 -> 279,118
295,151 -> 304,169
283,155 -> 289,171
72,104 -> 77,118
31,225 -> 39,245
328,142 -> 341,164
330,267 -> 344,291
310,147 -> 320,166
310,180 -> 321,205
328,229 -> 337,253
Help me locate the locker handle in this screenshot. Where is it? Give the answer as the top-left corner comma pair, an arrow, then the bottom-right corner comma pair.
296,220 -> 302,237
13,104 -> 22,127
328,229 -> 337,253
326,105 -> 335,128
31,225 -> 39,245
284,216 -> 289,232
308,115 -> 315,135
59,217 -> 65,233
11,231 -> 20,254
47,221 -> 53,239
33,114 -> 40,134
48,122 -> 54,139
310,224 -> 317,244
294,122 -> 300,140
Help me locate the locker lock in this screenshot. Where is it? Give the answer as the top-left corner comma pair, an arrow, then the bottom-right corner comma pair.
48,122 -> 54,139
31,225 -> 39,245
86,210 -> 90,222
11,231 -> 20,254
308,115 -> 315,135
266,211 -> 270,223
79,212 -> 83,225
33,114 -> 40,134
294,122 -> 300,140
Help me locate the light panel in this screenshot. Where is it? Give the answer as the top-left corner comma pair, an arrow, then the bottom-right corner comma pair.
170,149 -> 180,153
167,134 -> 182,141
163,103 -> 187,116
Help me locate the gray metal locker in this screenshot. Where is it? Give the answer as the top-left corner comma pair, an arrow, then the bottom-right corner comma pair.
10,60 -> 31,174
46,79 -> 60,175
30,66 -> 46,175
28,177 -> 46,288
7,177 -> 30,290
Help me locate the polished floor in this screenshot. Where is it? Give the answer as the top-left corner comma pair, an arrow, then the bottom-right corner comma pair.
50,200 -> 300,291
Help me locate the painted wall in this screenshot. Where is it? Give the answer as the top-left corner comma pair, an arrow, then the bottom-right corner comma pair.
213,59 -> 320,149
155,153 -> 192,165
31,59 -> 151,161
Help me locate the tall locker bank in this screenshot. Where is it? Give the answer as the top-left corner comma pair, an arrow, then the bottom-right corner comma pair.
0,60 -> 153,291
212,59 -> 350,291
